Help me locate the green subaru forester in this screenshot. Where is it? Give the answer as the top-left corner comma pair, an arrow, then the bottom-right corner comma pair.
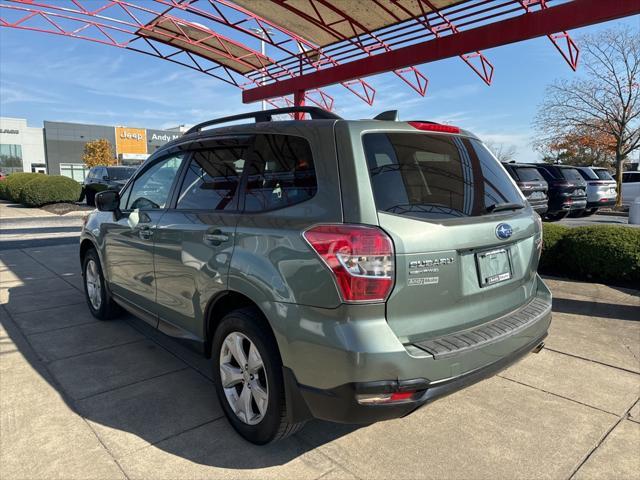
80,107 -> 551,444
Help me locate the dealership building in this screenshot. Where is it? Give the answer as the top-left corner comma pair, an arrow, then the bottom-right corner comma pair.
0,117 -> 184,181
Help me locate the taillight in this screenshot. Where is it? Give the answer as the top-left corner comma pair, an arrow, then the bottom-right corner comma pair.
408,121 -> 460,134
534,214 -> 543,259
303,224 -> 394,303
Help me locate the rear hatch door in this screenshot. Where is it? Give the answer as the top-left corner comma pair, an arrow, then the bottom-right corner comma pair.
512,166 -> 548,203
362,131 -> 541,343
560,167 -> 588,199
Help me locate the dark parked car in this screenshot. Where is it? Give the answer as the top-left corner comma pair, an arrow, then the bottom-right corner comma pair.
530,164 -> 587,221
502,163 -> 548,215
82,166 -> 137,206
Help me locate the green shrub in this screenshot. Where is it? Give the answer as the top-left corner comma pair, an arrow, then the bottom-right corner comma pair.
539,223 -> 570,272
3,172 -> 41,202
18,175 -> 82,207
540,223 -> 640,285
0,180 -> 7,200
561,226 -> 640,284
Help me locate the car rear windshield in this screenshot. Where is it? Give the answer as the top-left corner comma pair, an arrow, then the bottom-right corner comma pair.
593,169 -> 614,180
107,167 -> 136,180
513,166 -> 544,182
363,132 -> 523,220
560,167 -> 584,182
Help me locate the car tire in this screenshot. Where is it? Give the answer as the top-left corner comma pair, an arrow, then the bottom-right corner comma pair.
212,308 -> 305,444
86,190 -> 95,207
583,208 -> 598,216
568,209 -> 585,218
82,248 -> 121,320
544,211 -> 568,222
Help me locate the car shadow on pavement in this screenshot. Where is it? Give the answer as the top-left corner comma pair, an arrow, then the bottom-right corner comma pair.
0,258 -> 360,469
552,297 -> 639,322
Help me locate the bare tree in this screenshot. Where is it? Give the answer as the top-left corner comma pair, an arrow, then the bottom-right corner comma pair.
533,27 -> 639,206
484,141 -> 518,163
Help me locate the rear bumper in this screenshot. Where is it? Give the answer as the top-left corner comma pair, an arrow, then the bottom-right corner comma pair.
547,196 -> 586,213
529,200 -> 548,215
279,276 -> 552,424
586,198 -> 616,208
294,331 -> 547,424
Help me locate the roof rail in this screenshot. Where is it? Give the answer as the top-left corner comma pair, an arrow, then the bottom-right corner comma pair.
185,107 -> 342,134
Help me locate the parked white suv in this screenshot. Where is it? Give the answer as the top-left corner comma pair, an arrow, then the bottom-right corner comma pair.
622,171 -> 640,207
575,167 -> 616,216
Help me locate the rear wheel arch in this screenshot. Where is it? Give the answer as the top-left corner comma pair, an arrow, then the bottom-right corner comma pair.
204,291 -> 279,360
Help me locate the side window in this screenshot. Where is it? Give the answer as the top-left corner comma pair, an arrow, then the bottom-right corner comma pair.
98,167 -> 107,179
176,142 -> 247,211
244,134 -> 317,212
623,172 -> 639,183
125,155 -> 184,210
537,168 -> 555,182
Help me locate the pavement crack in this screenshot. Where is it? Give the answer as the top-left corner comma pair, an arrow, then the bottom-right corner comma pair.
544,347 -> 640,376
497,375 -> 621,417
33,338 -> 146,364
74,366 -> 190,402
567,399 -> 639,480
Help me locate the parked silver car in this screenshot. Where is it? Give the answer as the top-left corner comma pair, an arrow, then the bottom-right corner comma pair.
575,166 -> 617,216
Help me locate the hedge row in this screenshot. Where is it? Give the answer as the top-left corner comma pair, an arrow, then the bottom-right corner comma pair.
540,224 -> 640,285
0,172 -> 40,202
0,172 -> 81,207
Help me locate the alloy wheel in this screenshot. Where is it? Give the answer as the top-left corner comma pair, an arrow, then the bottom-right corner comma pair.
85,259 -> 102,310
219,332 -> 269,425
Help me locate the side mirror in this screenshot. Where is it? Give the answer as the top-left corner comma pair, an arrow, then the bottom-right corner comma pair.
95,190 -> 120,212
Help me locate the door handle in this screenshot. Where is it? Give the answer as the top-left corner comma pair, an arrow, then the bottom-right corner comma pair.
138,224 -> 154,240
204,230 -> 229,245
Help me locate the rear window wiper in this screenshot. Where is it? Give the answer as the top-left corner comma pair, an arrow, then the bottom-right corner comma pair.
486,202 -> 525,213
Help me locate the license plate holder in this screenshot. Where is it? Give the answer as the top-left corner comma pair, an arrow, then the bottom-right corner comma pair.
476,248 -> 512,287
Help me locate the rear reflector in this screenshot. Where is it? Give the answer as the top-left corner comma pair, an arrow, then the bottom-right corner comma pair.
303,224 -> 394,303
356,391 -> 417,405
408,121 -> 460,134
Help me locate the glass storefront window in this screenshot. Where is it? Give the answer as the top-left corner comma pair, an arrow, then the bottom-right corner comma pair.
0,144 -> 24,174
60,163 -> 89,182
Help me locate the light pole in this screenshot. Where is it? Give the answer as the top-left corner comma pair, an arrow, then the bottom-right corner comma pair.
251,27 -> 273,111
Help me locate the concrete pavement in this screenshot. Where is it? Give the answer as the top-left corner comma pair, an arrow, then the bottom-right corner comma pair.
0,201 -> 84,250
557,213 -> 638,228
1,244 -> 639,479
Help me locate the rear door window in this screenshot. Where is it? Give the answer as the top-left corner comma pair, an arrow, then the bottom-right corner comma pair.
176,140 -> 248,211
243,134 -> 316,212
363,132 -> 522,219
107,167 -> 136,181
623,172 -> 640,183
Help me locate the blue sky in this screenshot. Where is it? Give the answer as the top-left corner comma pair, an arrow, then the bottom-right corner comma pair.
0,15 -> 637,163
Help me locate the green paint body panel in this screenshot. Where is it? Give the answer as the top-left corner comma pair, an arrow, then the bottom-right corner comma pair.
81,117 -> 551,422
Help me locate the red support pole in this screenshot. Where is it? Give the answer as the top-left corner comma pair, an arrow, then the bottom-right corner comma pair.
294,89 -> 306,119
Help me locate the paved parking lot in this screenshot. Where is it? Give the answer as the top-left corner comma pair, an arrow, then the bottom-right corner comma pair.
1,242 -> 639,479
557,213 -> 637,228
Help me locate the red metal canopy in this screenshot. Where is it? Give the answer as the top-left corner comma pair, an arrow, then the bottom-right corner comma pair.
1,0 -> 638,113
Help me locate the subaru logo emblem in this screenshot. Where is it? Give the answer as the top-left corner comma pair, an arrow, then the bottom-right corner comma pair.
496,223 -> 513,240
